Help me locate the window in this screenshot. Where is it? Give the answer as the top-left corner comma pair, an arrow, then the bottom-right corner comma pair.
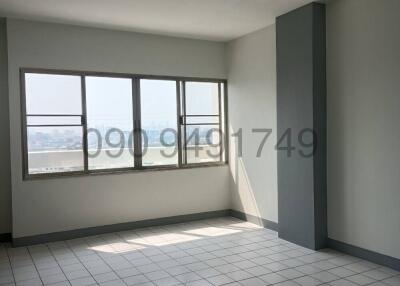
182,82 -> 224,164
140,79 -> 178,166
86,76 -> 134,170
24,73 -> 84,174
21,69 -> 227,179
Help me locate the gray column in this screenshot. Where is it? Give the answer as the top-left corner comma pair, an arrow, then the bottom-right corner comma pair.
276,3 -> 327,250
0,18 -> 12,239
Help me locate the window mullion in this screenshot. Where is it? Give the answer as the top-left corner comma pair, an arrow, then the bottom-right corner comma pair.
21,71 -> 29,179
224,82 -> 229,164
218,82 -> 223,162
182,81 -> 188,165
81,75 -> 89,172
133,77 -> 143,168
176,81 -> 183,167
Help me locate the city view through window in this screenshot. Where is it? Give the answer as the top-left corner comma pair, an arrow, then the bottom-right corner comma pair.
23,71 -> 226,176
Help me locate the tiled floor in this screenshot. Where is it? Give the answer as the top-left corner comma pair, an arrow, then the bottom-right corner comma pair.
1,217 -> 399,286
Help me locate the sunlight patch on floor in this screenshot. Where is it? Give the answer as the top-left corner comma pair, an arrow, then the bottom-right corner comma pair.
88,221 -> 251,254
183,226 -> 242,237
127,233 -> 201,246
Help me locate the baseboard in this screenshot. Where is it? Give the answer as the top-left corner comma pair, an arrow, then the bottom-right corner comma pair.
10,212 -> 400,272
0,233 -> 11,243
327,238 -> 400,271
229,209 -> 279,232
13,209 -> 231,247
229,213 -> 399,271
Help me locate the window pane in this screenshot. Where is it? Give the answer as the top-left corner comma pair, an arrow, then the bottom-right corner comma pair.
86,76 -> 134,170
25,73 -> 82,115
185,82 -> 219,115
186,125 -> 221,164
27,126 -> 84,174
27,116 -> 82,126
185,116 -> 219,125
141,79 -> 178,166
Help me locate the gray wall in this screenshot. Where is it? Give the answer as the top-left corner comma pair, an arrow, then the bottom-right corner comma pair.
276,3 -> 326,250
327,0 -> 400,259
7,19 -> 230,238
226,25 -> 278,224
0,19 -> 11,235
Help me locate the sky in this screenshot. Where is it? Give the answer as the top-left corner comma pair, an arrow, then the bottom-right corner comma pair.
25,73 -> 221,132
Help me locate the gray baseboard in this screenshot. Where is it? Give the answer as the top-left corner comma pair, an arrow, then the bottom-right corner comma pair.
327,238 -> 400,271
12,210 -> 400,272
0,233 -> 11,243
13,209 -> 231,247
230,209 -> 279,232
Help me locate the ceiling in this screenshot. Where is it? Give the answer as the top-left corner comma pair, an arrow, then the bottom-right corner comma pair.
0,0 -> 316,41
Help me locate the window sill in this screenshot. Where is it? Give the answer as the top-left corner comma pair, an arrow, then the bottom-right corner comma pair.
23,162 -> 229,181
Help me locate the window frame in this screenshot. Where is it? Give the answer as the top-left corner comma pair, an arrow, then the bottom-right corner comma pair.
20,68 -> 228,180
181,81 -> 225,165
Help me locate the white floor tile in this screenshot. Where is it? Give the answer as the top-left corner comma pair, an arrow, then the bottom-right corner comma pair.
0,218 -> 397,286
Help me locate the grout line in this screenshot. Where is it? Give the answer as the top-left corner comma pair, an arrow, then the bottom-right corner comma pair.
51,240 -> 101,286
88,233 -> 139,283
25,246 -> 45,286
2,218 -> 399,286
4,244 -> 17,286
45,243 -> 74,286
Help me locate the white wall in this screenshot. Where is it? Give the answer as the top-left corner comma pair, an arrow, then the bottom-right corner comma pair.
327,0 -> 400,259
226,25 -> 278,223
7,19 -> 230,238
0,19 -> 11,235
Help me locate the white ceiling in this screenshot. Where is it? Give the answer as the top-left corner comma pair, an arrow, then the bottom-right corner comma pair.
0,0 -> 316,41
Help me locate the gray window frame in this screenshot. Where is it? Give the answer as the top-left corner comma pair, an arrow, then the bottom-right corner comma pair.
20,68 -> 229,180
